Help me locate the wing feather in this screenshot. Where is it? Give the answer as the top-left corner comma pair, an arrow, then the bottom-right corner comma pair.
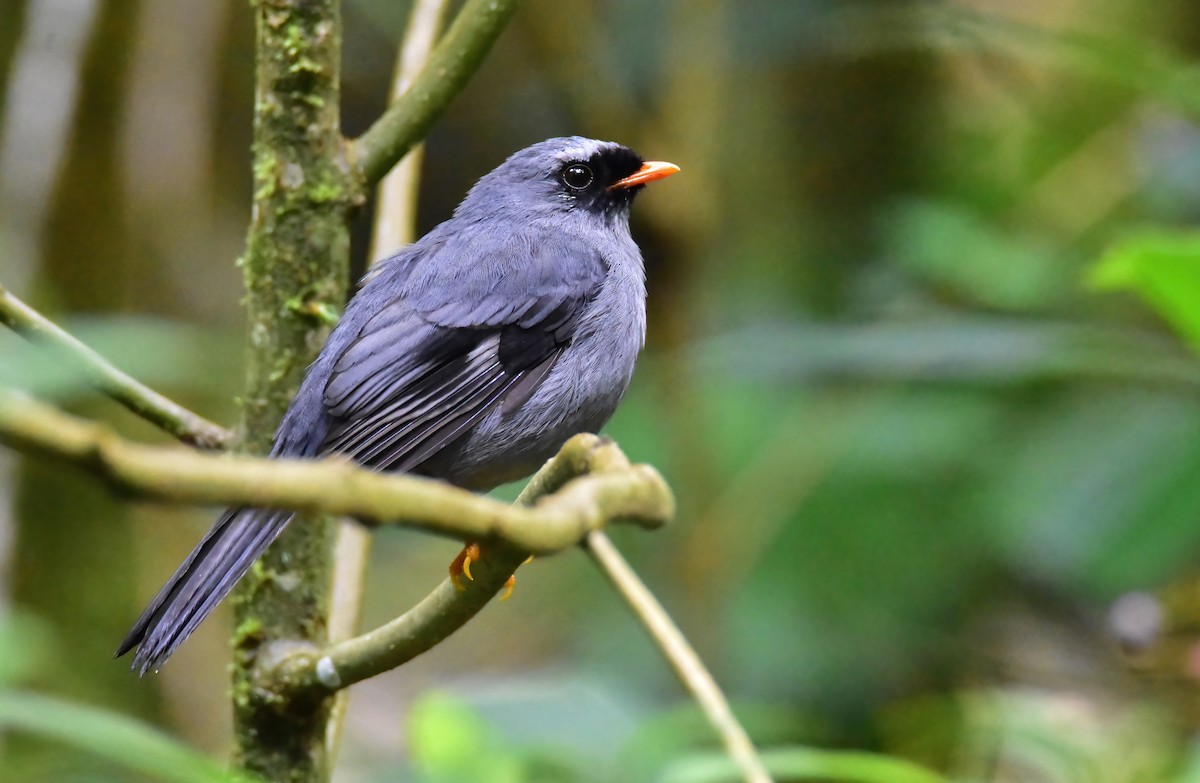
316,236 -> 606,475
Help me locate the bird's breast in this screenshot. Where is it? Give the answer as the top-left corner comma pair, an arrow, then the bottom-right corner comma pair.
433,265 -> 646,490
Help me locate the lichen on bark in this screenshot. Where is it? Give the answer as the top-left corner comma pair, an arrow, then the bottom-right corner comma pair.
233,1 -> 353,780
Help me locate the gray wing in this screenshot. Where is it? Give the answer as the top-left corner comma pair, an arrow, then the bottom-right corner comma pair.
116,234 -> 608,672
319,234 -> 604,473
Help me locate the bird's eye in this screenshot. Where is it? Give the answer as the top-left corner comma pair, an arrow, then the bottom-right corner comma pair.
561,163 -> 594,191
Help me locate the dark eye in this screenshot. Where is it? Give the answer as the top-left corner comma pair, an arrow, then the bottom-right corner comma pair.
561,163 -> 594,190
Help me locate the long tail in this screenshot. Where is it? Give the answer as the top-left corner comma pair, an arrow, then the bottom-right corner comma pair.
115,507 -> 293,674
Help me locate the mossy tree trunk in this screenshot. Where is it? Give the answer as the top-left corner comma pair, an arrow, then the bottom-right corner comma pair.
221,0 -> 522,777
231,1 -> 355,780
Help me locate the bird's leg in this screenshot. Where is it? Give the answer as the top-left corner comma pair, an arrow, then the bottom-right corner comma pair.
448,543 -> 525,600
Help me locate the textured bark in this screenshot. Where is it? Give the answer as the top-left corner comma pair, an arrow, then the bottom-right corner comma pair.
224,0 -> 524,777
231,1 -> 353,780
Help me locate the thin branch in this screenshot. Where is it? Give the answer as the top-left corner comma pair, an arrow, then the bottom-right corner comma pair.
0,284 -> 231,448
282,544 -> 529,696
367,0 -> 451,261
328,0 -> 453,757
1,391 -> 679,716
268,434 -> 638,698
0,394 -> 671,551
352,0 -> 521,187
585,531 -> 773,783
332,0 -> 451,652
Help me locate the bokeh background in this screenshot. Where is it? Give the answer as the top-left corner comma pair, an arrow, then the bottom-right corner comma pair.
4,0 -> 1200,781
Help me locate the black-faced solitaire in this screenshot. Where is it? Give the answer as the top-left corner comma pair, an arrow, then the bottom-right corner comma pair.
116,137 -> 679,673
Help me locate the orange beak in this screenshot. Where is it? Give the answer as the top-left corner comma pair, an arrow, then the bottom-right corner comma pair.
609,160 -> 681,190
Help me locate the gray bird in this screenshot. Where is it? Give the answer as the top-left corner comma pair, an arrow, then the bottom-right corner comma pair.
116,137 -> 679,673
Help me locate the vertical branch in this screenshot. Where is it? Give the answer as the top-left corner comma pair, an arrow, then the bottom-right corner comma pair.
329,0 -> 451,649
326,0 -> 450,764
368,0 -> 451,259
233,1 -> 352,781
230,0 -> 520,777
352,0 -> 521,186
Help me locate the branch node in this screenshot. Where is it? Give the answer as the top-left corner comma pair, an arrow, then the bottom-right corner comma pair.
315,655 -> 342,689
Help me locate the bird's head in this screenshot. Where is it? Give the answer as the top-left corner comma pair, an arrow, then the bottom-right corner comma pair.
456,137 -> 679,227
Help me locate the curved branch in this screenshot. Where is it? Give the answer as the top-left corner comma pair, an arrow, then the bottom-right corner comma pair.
267,434 -> 639,697
0,393 -> 671,550
0,285 -> 231,449
280,543 -> 529,696
352,0 -> 521,187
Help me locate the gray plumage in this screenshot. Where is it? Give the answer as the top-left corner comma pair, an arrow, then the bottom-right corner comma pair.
116,137 -> 675,673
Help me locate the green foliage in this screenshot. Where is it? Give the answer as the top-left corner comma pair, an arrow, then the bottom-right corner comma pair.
0,691 -> 252,783
11,0 -> 1200,780
887,200 -> 1070,310
1090,230 -> 1200,352
0,612 -> 246,782
407,693 -> 592,783
659,747 -> 945,783
405,692 -> 939,783
0,611 -> 55,687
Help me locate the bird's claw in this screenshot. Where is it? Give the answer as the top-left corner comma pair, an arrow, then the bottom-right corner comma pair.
498,557 -> 534,599
449,545 -> 531,599
449,543 -> 481,591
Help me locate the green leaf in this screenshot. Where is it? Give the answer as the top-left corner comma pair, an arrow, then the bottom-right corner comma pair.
0,612 -> 55,685
659,746 -> 946,783
886,200 -> 1070,311
616,702 -> 825,783
0,690 -> 252,783
1090,231 -> 1200,352
408,693 -> 523,783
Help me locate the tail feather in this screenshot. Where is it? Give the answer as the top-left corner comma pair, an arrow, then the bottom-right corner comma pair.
116,507 -> 293,674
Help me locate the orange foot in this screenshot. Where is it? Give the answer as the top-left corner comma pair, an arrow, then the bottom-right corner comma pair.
449,542 -> 481,591
448,543 -> 521,600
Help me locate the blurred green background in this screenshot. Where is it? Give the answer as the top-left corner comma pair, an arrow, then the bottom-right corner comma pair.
5,0 -> 1200,781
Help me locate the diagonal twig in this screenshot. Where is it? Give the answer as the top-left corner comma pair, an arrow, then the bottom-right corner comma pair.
0,284 -> 231,448
586,530 -> 773,783
352,0 -> 521,187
